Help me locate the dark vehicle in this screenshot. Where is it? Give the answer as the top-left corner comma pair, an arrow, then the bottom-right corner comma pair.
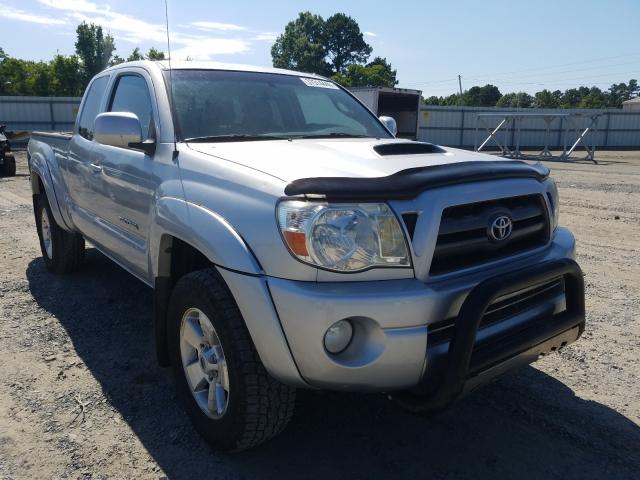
0,125 -> 16,177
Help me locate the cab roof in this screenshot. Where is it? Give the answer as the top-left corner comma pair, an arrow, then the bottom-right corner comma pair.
102,60 -> 326,80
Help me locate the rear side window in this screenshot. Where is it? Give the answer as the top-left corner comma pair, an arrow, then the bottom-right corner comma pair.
77,76 -> 108,140
109,75 -> 154,140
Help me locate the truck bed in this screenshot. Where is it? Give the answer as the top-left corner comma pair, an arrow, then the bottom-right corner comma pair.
30,131 -> 72,152
31,131 -> 73,140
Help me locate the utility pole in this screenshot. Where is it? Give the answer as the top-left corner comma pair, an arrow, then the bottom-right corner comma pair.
458,74 -> 463,96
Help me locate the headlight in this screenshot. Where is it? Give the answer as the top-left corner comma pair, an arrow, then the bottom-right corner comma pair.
277,200 -> 410,272
548,179 -> 560,231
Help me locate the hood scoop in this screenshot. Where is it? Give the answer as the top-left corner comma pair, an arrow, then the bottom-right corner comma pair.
374,142 -> 446,156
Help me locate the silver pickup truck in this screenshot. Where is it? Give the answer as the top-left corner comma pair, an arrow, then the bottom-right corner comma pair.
28,60 -> 585,451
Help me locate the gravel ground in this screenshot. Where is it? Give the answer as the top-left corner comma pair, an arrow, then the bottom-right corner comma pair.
0,150 -> 638,479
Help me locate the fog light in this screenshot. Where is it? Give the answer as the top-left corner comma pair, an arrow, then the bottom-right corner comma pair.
324,320 -> 353,354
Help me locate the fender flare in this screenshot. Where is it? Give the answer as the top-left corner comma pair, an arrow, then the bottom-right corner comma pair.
149,196 -> 262,279
29,147 -> 73,231
149,197 -> 262,366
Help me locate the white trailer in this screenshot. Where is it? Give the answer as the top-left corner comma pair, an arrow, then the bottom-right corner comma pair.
348,87 -> 422,140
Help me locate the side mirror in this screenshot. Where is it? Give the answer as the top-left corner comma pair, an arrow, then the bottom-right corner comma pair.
379,116 -> 397,137
94,112 -> 155,154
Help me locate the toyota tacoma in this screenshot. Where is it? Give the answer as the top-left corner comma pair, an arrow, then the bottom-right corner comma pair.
28,61 -> 585,451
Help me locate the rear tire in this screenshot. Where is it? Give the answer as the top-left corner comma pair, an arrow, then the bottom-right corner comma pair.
35,194 -> 85,273
0,154 -> 15,177
168,268 -> 296,452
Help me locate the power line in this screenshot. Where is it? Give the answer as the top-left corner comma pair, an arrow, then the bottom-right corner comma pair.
469,69 -> 640,87
409,52 -> 640,86
411,77 -> 460,86
468,60 -> 640,84
467,52 -> 640,81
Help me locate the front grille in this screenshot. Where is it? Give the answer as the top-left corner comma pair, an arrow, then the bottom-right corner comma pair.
429,194 -> 550,275
428,277 -> 565,345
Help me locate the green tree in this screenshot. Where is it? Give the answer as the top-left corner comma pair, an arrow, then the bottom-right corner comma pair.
495,93 -> 515,108
559,88 -> 580,108
0,57 -> 30,95
0,31 -> 173,96
496,91 -> 533,108
51,55 -> 83,96
366,57 -> 397,84
75,22 -> 116,83
461,84 -> 501,106
271,12 -> 329,75
323,13 -> 372,74
110,55 -> 125,66
147,47 -> 165,60
0,49 -> 10,94
422,95 -> 441,105
441,93 -> 461,106
577,87 -> 606,108
272,11 -> 376,77
331,62 -> 397,88
28,61 -> 54,96
607,80 -> 639,107
102,34 -> 116,69
534,89 -> 560,108
127,48 -> 145,61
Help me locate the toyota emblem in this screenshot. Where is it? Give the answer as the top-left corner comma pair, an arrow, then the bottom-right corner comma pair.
489,215 -> 513,242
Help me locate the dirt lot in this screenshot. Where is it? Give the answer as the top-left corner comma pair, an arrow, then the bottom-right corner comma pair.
0,150 -> 638,479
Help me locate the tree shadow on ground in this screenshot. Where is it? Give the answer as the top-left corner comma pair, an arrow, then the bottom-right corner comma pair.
26,251 -> 640,480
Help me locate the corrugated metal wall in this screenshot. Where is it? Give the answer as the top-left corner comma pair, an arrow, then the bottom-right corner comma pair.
0,96 -> 81,132
1,96 -> 639,148
418,105 -> 640,148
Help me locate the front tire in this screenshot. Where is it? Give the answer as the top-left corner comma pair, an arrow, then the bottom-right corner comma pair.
168,268 -> 296,452
35,194 -> 84,273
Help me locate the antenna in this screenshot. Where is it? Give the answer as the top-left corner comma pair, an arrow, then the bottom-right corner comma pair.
164,0 -> 178,159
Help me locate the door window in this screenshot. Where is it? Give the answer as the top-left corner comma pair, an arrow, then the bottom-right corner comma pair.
77,75 -> 109,140
109,75 -> 154,140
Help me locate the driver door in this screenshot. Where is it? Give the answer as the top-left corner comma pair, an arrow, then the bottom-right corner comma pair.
90,71 -> 157,280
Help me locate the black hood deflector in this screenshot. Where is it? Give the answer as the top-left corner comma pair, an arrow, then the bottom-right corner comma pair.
284,160 -> 549,201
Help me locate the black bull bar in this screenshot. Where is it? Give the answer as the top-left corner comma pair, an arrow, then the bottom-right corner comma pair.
393,258 -> 585,412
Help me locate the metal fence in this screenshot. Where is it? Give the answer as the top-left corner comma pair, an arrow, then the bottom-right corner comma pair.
1,96 -> 640,149
0,96 -> 81,132
418,105 -> 640,148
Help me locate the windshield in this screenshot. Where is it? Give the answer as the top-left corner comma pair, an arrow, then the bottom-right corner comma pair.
164,70 -> 391,141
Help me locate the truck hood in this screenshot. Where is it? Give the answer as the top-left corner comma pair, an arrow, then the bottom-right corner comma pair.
187,138 -> 501,183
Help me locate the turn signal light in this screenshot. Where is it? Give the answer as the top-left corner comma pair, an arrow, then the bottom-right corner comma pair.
283,230 -> 309,256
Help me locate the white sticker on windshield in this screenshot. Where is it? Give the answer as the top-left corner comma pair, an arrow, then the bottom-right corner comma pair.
300,77 -> 339,89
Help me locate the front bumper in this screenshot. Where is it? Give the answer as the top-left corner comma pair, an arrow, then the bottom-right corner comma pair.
266,227 -> 585,393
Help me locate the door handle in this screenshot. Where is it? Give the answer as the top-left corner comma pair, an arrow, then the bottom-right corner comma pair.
89,163 -> 102,173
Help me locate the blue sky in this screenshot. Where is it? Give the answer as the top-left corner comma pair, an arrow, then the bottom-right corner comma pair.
1,0 -> 639,96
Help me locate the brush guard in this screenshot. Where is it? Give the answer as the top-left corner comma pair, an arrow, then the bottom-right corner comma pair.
393,258 -> 585,413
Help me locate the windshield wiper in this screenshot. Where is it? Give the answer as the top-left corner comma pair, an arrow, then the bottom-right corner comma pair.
295,133 -> 371,139
184,133 -> 372,142
184,134 -> 290,143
